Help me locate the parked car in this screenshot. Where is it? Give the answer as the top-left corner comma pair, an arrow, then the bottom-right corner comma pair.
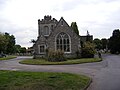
0,54 -> 6,58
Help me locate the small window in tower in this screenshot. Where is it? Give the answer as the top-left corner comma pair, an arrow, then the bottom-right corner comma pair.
44,26 -> 49,36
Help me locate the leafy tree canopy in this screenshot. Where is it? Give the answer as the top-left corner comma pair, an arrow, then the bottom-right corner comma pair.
93,38 -> 102,50
20,47 -> 26,53
0,33 -> 8,53
81,41 -> 95,58
101,38 -> 108,50
0,32 -> 16,54
108,29 -> 120,54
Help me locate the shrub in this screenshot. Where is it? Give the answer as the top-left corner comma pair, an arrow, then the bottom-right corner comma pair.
81,42 -> 95,58
75,50 -> 81,59
47,49 -> 66,62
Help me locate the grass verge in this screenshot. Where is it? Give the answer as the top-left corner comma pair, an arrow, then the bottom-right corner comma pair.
0,70 -> 91,90
20,58 -> 102,65
0,56 -> 17,60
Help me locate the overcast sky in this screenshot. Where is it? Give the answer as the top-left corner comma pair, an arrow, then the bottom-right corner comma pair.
0,0 -> 120,48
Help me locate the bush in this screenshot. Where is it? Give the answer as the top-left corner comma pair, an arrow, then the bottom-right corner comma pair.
75,50 -> 81,59
47,49 -> 66,62
81,42 -> 95,58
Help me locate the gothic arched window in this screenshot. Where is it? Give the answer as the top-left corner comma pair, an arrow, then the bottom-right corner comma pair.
44,26 -> 49,36
56,32 -> 71,53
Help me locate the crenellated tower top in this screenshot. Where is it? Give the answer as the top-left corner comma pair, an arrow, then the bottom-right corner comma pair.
38,15 -> 58,24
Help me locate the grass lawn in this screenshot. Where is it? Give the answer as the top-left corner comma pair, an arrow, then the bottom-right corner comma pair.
0,56 -> 17,60
20,58 -> 102,65
0,70 -> 91,90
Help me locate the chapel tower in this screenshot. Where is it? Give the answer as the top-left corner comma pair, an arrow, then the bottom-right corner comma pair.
38,15 -> 58,37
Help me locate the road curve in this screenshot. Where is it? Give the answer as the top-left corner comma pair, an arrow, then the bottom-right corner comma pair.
0,54 -> 120,90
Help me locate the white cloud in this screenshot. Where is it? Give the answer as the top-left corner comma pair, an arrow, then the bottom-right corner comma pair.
0,0 -> 120,47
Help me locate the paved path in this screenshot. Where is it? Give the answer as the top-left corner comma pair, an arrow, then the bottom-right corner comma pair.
0,54 -> 120,90
88,55 -> 120,90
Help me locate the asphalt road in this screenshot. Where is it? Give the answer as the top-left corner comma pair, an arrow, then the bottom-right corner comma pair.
88,54 -> 120,90
0,54 -> 120,90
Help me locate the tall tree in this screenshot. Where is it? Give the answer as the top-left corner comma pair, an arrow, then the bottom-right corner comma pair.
0,33 -> 8,53
108,29 -> 120,54
20,47 -> 26,54
93,38 -> 102,50
71,22 -> 79,35
101,38 -> 108,50
15,45 -> 21,53
5,32 -> 16,54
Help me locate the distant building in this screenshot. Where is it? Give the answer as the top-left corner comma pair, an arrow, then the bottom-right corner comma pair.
33,15 -> 93,58
80,35 -> 93,43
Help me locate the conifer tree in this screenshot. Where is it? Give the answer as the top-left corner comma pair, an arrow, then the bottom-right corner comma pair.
71,22 -> 79,35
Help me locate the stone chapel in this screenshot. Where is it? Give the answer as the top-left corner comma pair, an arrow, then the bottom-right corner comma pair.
33,15 -> 86,58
